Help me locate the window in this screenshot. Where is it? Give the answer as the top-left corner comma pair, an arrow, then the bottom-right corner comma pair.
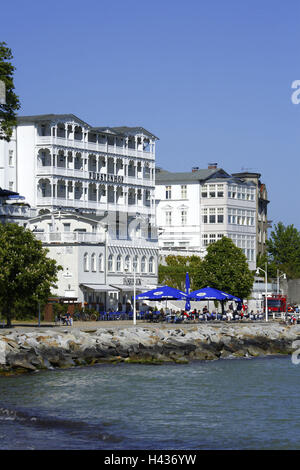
91,253 -> 96,272
209,185 -> 216,198
125,255 -> 131,272
149,256 -> 154,274
217,184 -> 224,198
9,181 -> 13,190
165,211 -> 172,225
202,234 -> 209,246
202,208 -> 208,223
141,256 -> 146,273
165,186 -> 172,199
181,185 -> 187,199
217,208 -> 224,223
201,185 -> 208,198
108,254 -> 114,272
209,208 -> 216,223
63,223 -> 71,232
133,255 -> 139,272
181,210 -> 187,225
84,252 -> 89,272
98,254 -> 103,272
9,150 -> 13,166
116,254 -> 122,272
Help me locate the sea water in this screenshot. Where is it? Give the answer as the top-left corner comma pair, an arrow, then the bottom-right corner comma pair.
0,356 -> 299,450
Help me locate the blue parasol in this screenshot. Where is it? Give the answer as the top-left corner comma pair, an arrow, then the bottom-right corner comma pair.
189,287 -> 240,302
189,287 -> 241,317
136,285 -> 188,301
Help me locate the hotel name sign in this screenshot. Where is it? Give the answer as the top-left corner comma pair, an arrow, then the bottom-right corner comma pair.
123,277 -> 142,286
89,172 -> 124,183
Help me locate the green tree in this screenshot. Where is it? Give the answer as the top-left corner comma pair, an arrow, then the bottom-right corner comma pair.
0,224 -> 62,327
256,252 -> 277,278
158,255 -> 202,290
0,42 -> 20,142
194,237 -> 254,300
267,222 -> 300,279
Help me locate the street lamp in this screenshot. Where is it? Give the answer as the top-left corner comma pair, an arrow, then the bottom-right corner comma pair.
256,262 -> 268,322
124,261 -> 136,325
277,270 -> 287,320
129,213 -> 150,326
277,269 -> 286,295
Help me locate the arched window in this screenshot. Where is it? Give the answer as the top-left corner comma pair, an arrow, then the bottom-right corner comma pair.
108,254 -> 114,272
141,256 -> 146,273
84,252 -> 89,272
91,253 -> 96,272
149,256 -> 154,274
98,253 -> 103,272
133,255 -> 139,272
116,254 -> 122,272
124,255 -> 131,272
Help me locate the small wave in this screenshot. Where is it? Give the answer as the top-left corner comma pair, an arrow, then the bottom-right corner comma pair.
0,406 -> 122,444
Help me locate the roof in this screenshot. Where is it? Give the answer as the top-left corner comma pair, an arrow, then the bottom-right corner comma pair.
155,168 -> 231,184
0,187 -> 20,198
17,114 -> 91,128
16,114 -> 158,140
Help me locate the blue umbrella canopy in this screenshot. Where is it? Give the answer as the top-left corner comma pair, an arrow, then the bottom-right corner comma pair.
136,285 -> 188,301
189,287 -> 241,302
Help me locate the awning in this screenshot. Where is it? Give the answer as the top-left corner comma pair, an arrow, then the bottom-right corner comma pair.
80,284 -> 119,292
109,284 -> 145,292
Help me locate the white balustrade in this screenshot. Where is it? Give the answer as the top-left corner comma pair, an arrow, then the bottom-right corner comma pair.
34,231 -> 105,244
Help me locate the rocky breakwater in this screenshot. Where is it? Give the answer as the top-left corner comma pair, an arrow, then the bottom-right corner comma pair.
0,323 -> 300,374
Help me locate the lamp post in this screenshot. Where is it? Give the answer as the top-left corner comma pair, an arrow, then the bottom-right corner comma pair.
277,270 -> 287,320
133,260 -> 137,326
129,213 -> 150,326
256,262 -> 268,322
277,269 -> 286,295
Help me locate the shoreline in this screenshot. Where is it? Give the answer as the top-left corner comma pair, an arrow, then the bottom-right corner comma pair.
0,321 -> 299,375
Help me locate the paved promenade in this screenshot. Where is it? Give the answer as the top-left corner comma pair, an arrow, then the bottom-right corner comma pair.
0,319 -> 283,335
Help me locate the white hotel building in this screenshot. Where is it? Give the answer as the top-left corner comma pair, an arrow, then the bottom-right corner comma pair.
155,164 -> 258,271
0,114 -> 159,310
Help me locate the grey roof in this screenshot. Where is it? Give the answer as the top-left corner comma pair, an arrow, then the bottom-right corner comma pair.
110,126 -> 159,140
17,114 -> 91,128
17,114 -> 158,140
155,168 -> 231,184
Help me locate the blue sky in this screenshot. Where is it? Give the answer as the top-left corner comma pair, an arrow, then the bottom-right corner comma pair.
2,0 -> 300,229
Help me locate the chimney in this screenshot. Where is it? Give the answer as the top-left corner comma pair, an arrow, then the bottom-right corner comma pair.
192,166 -> 199,172
208,163 -> 218,169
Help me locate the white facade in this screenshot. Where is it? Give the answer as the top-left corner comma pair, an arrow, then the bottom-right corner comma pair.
155,167 -> 257,270
0,128 -> 17,193
14,114 -> 157,221
2,113 -> 160,311
29,211 -> 158,310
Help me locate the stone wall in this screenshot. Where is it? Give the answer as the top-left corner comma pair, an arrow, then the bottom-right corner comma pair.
0,323 -> 300,374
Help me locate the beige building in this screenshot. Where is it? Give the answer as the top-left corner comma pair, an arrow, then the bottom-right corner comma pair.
232,172 -> 270,257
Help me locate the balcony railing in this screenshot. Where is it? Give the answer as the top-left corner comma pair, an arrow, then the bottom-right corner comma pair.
108,236 -> 158,249
36,136 -> 154,159
34,231 -> 105,244
0,205 -> 37,218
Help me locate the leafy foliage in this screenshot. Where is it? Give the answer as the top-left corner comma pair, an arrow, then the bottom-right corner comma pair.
0,224 -> 62,326
193,237 -> 254,299
158,255 -> 202,290
256,252 -> 277,278
267,222 -> 300,279
0,42 -> 20,142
